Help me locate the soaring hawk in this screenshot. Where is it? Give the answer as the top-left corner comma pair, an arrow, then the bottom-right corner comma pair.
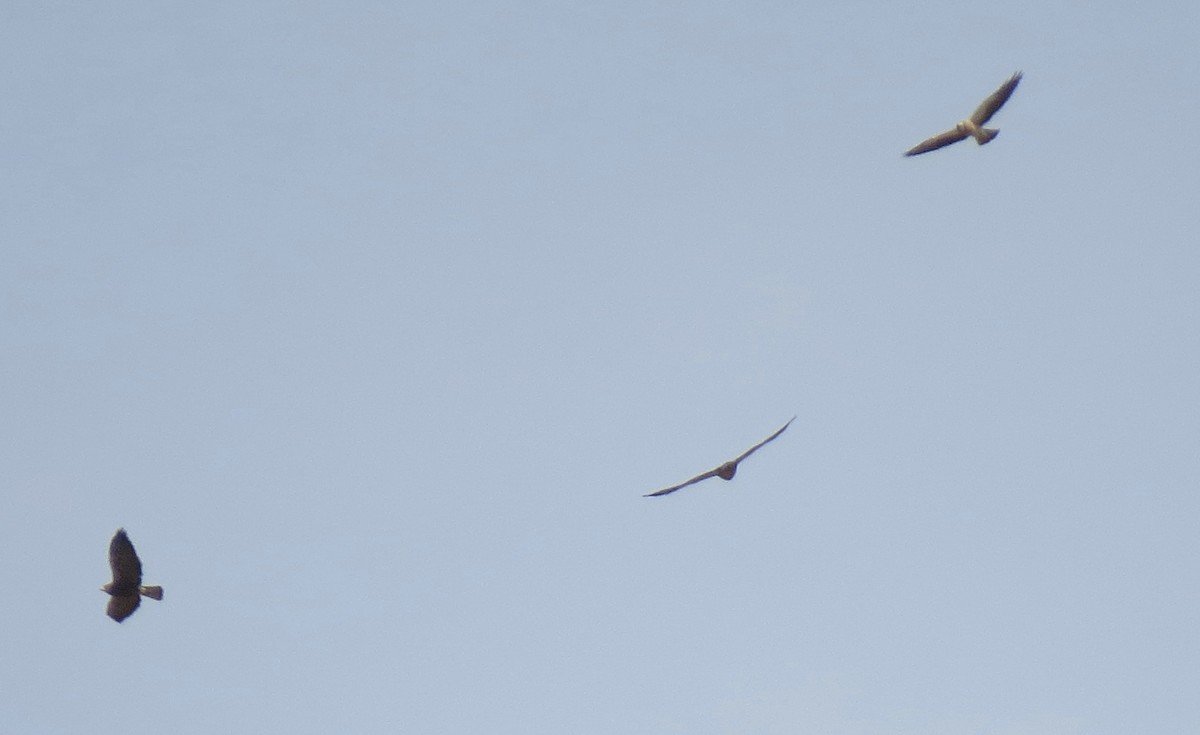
101,529 -> 163,622
905,72 -> 1023,156
645,417 -> 795,497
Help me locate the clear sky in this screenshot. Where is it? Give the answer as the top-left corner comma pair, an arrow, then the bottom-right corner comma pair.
3,1 -> 1199,733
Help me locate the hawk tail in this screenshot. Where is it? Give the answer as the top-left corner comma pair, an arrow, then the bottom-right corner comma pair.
140,585 -> 164,600
974,127 -> 999,145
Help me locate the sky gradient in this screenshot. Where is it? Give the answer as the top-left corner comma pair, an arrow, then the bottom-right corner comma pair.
3,2 -> 1199,733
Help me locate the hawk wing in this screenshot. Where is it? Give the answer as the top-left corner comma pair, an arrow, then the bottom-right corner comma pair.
969,71 -> 1022,126
108,529 -> 143,591
731,416 -> 795,464
644,467 -> 722,497
905,128 -> 969,156
107,594 -> 141,623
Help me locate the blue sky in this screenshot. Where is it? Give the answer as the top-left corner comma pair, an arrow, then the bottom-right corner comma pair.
2,2 -> 1199,733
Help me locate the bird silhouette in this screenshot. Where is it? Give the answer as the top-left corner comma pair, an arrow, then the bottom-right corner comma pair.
905,71 -> 1022,156
644,416 -> 795,497
101,528 -> 163,622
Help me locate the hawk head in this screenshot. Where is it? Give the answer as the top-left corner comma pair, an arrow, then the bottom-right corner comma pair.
716,461 -> 739,481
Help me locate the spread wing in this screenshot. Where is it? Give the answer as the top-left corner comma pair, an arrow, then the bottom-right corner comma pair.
969,71 -> 1022,126
731,416 -> 795,464
644,467 -> 722,497
905,128 -> 968,156
108,529 -> 143,589
107,594 -> 141,623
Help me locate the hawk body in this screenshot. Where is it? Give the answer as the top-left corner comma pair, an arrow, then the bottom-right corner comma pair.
102,528 -> 163,622
645,417 -> 795,497
905,72 -> 1022,156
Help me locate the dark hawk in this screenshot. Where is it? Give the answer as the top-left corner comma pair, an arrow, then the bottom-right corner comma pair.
645,417 -> 795,497
101,529 -> 163,622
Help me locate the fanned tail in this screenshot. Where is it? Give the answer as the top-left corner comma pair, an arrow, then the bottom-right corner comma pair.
140,585 -> 164,600
975,127 -> 999,145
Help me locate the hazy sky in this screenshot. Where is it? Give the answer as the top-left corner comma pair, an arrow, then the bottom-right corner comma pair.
3,2 -> 1199,733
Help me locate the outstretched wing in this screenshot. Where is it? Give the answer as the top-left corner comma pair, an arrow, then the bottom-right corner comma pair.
905,128 -> 968,156
644,467 -> 722,497
108,529 -> 143,590
969,71 -> 1022,126
107,594 -> 141,623
732,416 -> 795,464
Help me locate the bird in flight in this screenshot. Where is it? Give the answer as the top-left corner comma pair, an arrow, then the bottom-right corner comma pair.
904,71 -> 1023,156
101,528 -> 163,622
644,416 -> 795,497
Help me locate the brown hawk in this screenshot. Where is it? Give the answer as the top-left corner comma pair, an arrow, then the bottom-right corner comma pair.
101,528 -> 163,622
645,416 -> 795,497
904,71 -> 1023,156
